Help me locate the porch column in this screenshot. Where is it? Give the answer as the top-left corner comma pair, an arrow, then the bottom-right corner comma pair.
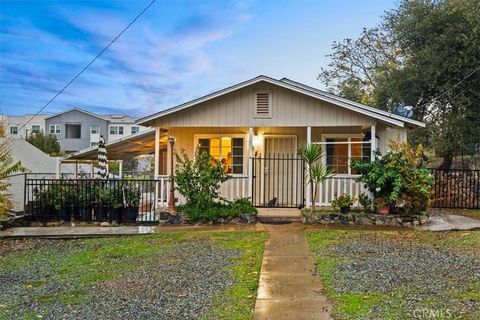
248,127 -> 254,200
118,160 -> 123,178
56,157 -> 61,179
154,128 -> 160,209
370,125 -> 376,161
306,126 -> 312,208
74,161 -> 78,179
154,128 -> 160,179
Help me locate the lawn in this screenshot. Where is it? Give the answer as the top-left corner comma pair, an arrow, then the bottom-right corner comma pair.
0,231 -> 266,320
306,230 -> 480,320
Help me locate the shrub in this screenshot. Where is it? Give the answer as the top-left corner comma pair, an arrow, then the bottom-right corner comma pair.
178,197 -> 256,222
174,148 -> 228,218
351,141 -> 434,214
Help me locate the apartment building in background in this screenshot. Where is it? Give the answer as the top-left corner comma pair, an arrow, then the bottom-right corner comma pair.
3,107 -> 146,153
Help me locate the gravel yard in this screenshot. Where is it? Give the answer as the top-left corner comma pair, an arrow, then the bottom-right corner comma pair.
0,231 -> 266,320
307,230 -> 480,320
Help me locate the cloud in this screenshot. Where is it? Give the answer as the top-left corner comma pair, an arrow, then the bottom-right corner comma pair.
0,0 -> 254,116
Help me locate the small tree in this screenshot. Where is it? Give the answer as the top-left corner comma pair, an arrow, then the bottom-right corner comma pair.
0,124 -> 25,217
297,143 -> 332,210
26,132 -> 62,156
174,148 -> 228,217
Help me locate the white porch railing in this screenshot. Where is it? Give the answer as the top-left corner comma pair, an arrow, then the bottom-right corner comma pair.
315,176 -> 367,207
155,175 -> 249,208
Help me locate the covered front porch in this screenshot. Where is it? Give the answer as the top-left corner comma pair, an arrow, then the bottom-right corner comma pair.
150,124 -> 389,209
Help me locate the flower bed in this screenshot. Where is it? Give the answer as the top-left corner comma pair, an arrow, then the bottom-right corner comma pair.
302,210 -> 429,227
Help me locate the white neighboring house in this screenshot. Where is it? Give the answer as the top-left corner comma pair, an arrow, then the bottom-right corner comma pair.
105,115 -> 146,143
2,114 -> 50,138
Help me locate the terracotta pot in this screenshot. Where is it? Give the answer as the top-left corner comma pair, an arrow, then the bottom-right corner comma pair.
376,206 -> 390,215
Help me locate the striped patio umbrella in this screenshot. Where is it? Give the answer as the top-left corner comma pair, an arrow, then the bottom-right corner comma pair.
97,136 -> 108,179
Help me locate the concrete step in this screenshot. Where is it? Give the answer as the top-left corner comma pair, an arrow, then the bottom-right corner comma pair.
257,215 -> 302,224
256,208 -> 302,224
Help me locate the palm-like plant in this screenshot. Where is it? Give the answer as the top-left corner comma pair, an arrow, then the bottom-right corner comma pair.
0,124 -> 25,217
298,143 -> 332,210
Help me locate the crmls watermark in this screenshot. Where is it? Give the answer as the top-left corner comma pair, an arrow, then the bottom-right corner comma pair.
412,308 -> 454,319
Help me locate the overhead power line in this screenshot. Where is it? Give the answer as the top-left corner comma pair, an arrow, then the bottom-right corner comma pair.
413,65 -> 480,110
13,0 -> 157,137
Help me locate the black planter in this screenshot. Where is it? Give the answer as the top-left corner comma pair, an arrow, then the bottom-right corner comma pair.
125,206 -> 139,222
340,206 -> 351,214
111,207 -> 123,223
94,205 -> 110,222
78,207 -> 92,221
56,207 -> 70,221
34,204 -> 53,222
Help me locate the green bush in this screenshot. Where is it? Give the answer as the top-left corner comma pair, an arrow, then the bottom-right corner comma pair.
174,148 -> 228,219
178,198 -> 257,222
351,141 -> 434,214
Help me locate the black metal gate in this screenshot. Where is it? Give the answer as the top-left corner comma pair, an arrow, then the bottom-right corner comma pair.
429,168 -> 480,209
252,155 -> 305,208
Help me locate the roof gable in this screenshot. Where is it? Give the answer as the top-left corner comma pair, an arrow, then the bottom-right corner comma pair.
45,108 -> 107,121
137,76 -> 425,128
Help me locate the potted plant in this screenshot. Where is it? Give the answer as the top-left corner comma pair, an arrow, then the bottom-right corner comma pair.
77,182 -> 93,221
358,192 -> 373,213
110,188 -> 124,223
124,186 -> 140,222
374,197 -> 390,215
331,193 -> 353,213
32,186 -> 53,221
94,188 -> 111,222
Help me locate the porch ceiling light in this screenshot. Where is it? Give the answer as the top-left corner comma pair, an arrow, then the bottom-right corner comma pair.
253,134 -> 262,146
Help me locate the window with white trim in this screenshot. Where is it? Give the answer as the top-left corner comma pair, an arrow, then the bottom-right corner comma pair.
325,137 -> 370,175
31,125 -> 40,133
49,124 -> 60,134
254,90 -> 272,118
90,142 -> 99,147
10,126 -> 18,135
90,125 -> 100,134
109,126 -> 124,135
197,137 -> 244,174
131,126 -> 140,134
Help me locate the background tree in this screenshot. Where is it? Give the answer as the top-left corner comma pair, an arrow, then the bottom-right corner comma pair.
26,132 -> 62,156
318,0 -> 480,169
0,124 -> 25,217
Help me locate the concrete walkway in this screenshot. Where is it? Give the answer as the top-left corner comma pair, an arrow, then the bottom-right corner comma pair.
0,224 -> 260,238
417,209 -> 480,231
254,223 -> 332,320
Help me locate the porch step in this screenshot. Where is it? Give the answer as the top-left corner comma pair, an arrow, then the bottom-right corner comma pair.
256,208 -> 302,224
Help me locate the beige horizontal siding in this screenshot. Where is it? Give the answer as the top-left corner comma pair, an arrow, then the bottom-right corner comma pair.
153,81 -> 375,128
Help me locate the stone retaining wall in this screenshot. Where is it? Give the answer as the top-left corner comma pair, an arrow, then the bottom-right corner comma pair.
302,210 -> 429,227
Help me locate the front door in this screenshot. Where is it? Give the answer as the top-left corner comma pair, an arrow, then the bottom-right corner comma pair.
252,136 -> 304,208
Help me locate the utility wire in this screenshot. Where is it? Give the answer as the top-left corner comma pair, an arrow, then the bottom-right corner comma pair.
413,65 -> 480,111
11,0 -> 157,138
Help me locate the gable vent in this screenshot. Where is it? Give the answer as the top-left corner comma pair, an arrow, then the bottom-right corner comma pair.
254,90 -> 272,118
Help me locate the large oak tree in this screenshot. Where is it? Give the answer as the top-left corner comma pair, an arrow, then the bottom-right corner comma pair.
318,0 -> 480,169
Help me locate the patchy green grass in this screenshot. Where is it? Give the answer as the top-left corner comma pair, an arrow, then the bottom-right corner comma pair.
306,230 -> 480,320
205,231 -> 267,320
0,231 -> 266,320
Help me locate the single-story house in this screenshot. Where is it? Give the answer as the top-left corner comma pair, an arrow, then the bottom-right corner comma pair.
135,75 -> 425,209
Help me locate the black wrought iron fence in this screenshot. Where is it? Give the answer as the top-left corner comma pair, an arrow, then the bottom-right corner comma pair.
24,178 -> 162,224
429,168 -> 480,209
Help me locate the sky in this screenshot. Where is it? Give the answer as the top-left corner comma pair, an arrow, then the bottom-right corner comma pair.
0,0 -> 395,117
